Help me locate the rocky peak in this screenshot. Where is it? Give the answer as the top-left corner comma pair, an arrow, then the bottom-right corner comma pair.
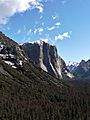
67,61 -> 79,72
22,41 -> 73,79
72,59 -> 90,78
0,32 -> 28,69
79,60 -> 86,66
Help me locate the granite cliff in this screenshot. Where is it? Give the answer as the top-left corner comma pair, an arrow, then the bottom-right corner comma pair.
22,41 -> 73,79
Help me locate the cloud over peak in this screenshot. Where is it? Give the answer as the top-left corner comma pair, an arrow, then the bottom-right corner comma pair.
0,0 -> 44,25
55,32 -> 71,41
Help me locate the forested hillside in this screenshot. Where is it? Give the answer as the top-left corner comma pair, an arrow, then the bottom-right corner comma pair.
0,60 -> 90,120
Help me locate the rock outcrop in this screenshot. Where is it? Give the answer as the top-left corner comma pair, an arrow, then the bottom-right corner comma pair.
22,41 -> 73,79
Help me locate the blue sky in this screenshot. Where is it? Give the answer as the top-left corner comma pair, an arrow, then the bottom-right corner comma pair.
0,0 -> 90,63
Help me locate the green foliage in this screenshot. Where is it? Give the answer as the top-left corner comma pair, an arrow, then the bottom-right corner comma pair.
0,61 -> 90,120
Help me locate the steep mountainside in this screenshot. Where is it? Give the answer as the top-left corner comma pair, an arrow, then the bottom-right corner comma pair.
0,32 -> 90,120
0,32 -> 28,69
22,41 -> 73,79
72,59 -> 90,78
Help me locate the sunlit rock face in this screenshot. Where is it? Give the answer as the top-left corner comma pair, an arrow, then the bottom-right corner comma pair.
22,41 -> 73,79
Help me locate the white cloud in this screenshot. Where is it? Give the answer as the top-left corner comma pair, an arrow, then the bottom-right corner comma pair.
34,27 -> 44,34
47,26 -> 55,31
36,5 -> 43,13
63,32 -> 71,38
55,22 -> 61,26
0,0 -> 44,25
47,23 -> 61,31
38,28 -> 44,33
55,32 -> 71,41
55,34 -> 63,41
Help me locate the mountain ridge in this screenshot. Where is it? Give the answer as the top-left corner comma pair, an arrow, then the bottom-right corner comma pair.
72,59 -> 90,79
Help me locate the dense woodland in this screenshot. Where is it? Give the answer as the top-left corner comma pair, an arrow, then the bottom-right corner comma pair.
0,60 -> 90,120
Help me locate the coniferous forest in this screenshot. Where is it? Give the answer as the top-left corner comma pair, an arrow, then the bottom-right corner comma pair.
0,60 -> 90,120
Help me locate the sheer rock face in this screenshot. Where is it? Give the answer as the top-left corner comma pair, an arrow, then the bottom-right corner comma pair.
22,41 -> 73,79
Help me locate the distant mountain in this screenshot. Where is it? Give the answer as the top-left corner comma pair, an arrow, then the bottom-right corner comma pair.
67,61 -> 79,72
22,41 -> 73,79
72,60 -> 90,78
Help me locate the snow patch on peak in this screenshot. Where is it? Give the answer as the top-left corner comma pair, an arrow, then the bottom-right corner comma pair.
66,61 -> 79,72
66,61 -> 79,67
4,61 -> 14,66
4,60 -> 17,69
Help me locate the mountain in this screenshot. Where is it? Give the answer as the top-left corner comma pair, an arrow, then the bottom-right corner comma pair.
72,59 -> 90,79
0,32 -> 90,120
22,41 -> 73,79
0,32 -> 28,69
67,61 -> 79,72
